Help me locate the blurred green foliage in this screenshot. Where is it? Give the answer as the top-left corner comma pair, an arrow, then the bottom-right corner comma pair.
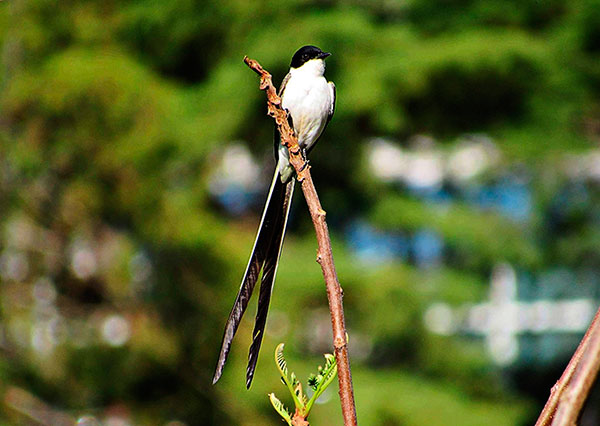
2,0 -> 600,425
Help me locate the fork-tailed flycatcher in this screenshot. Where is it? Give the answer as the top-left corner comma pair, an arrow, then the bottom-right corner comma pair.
213,45 -> 336,388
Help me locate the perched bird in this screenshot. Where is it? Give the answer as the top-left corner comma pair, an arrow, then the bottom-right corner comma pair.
213,45 -> 336,388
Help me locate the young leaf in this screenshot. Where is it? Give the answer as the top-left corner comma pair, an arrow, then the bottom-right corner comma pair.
274,343 -> 304,410
305,353 -> 338,415
269,393 -> 293,426
307,374 -> 318,390
275,343 -> 289,380
292,376 -> 307,411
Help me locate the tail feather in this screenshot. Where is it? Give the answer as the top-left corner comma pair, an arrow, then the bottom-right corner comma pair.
246,178 -> 294,388
212,170 -> 293,386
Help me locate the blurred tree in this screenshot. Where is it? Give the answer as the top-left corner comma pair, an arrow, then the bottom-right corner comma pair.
2,0 -> 600,424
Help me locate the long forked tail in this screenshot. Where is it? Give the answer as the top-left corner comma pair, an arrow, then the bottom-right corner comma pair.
212,169 -> 295,387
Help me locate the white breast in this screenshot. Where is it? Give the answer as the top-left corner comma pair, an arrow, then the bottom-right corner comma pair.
281,61 -> 332,151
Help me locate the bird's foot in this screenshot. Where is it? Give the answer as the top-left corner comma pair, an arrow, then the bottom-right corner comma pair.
299,149 -> 310,173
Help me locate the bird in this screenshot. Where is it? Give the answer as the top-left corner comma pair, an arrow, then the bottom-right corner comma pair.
212,45 -> 336,388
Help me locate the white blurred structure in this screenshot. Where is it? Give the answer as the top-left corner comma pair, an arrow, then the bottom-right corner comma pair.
367,135 -> 501,187
207,143 -> 263,215
424,263 -> 596,366
563,149 -> 600,182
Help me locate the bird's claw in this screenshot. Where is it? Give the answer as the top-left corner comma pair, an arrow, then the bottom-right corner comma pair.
299,149 -> 310,173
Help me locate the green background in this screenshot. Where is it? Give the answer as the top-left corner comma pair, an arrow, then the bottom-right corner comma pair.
2,0 -> 600,424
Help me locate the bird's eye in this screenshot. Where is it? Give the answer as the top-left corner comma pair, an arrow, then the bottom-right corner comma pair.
303,54 -> 308,61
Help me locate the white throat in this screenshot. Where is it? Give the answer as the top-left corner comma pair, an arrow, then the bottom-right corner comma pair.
291,58 -> 325,78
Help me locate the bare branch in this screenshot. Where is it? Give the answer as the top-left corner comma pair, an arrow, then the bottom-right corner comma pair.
535,307 -> 600,426
243,56 -> 358,426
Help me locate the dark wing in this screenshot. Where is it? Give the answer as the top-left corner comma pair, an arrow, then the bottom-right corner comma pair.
274,72 -> 293,160
327,81 -> 336,123
278,72 -> 292,97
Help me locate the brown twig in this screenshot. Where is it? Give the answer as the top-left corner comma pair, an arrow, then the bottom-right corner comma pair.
553,316 -> 600,425
535,307 -> 600,426
243,56 -> 358,426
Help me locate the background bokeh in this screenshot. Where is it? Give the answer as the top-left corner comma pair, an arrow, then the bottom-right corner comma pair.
2,0 -> 600,424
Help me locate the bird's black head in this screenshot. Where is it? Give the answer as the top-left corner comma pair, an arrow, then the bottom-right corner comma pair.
290,45 -> 331,69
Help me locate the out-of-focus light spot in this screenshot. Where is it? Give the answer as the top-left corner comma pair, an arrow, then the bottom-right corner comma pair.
368,138 -> 406,182
369,135 -> 501,185
490,263 -> 517,300
308,387 -> 333,405
165,421 -> 187,426
31,322 -> 55,356
487,334 -> 518,366
466,303 -> 490,333
105,415 -> 131,426
77,415 -> 100,426
0,250 -> 29,282
447,136 -> 500,182
423,303 -> 457,336
529,300 -> 552,332
221,144 -> 261,186
101,315 -> 131,347
33,304 -> 59,324
4,216 -> 36,250
208,143 -> 262,215
559,300 -> 594,331
47,317 -> 67,344
70,240 -> 97,280
404,149 -> 444,191
30,317 -> 64,356
32,277 -> 57,306
367,137 -> 445,191
586,151 -> 600,180
368,136 -> 534,223
564,149 -> 600,182
448,144 -> 487,181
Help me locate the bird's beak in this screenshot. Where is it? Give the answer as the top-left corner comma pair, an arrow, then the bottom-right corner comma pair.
318,51 -> 332,60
